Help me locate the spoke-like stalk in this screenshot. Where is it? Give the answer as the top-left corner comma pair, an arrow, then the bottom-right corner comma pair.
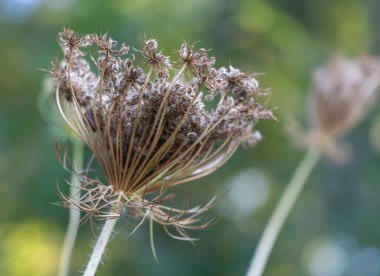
83,217 -> 118,276
58,138 -> 84,276
246,149 -> 321,276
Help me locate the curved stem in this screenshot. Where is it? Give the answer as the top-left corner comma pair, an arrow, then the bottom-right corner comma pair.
58,139 -> 84,276
246,149 -> 321,276
83,217 -> 118,276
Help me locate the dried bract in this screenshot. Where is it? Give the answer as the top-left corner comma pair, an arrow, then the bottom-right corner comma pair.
51,29 -> 273,239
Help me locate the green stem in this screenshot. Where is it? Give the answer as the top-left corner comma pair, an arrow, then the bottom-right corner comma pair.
83,217 -> 118,276
58,139 -> 84,276
246,149 -> 321,276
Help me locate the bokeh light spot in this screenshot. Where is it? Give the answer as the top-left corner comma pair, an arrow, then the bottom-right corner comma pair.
348,247 -> 380,276
302,237 -> 350,276
0,221 -> 60,276
221,169 -> 270,220
0,0 -> 42,22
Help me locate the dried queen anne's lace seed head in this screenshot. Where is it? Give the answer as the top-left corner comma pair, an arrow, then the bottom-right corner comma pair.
306,56 -> 380,160
51,29 -> 273,239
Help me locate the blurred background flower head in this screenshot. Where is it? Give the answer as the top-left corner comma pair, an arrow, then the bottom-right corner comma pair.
304,56 -> 380,161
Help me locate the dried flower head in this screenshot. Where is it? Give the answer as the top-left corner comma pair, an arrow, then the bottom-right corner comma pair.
51,28 -> 273,239
305,56 -> 380,160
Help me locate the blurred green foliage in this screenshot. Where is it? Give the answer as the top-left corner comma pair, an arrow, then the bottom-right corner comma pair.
1,0 -> 380,275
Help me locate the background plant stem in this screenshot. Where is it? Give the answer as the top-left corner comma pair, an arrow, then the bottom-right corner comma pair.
246,149 -> 321,276
58,139 -> 84,276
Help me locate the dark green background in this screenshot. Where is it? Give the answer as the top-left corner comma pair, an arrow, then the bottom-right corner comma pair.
1,0 -> 380,275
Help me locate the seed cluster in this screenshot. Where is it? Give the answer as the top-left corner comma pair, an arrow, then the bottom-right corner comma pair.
51,29 -> 272,234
